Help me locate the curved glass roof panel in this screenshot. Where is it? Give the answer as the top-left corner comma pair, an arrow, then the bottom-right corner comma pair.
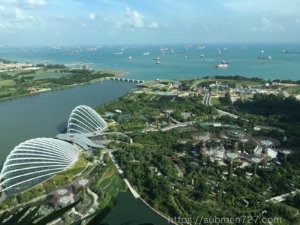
0,138 -> 78,195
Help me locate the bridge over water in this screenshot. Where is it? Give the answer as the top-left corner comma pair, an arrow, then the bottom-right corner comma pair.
99,77 -> 145,83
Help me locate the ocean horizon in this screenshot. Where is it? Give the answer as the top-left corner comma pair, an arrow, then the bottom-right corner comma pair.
0,43 -> 299,81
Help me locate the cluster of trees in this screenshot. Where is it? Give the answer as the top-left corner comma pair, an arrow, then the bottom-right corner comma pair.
97,93 -> 216,129
95,87 -> 300,224
34,63 -> 67,69
272,79 -> 300,84
43,71 -> 111,86
232,93 -> 300,150
234,93 -> 300,123
219,91 -> 233,106
110,125 -> 300,224
214,75 -> 264,82
0,64 -> 116,100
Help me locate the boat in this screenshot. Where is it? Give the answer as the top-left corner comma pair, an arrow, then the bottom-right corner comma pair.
154,56 -> 161,64
215,61 -> 228,68
128,56 -> 132,61
143,52 -> 150,56
258,49 -> 272,60
258,55 -> 272,60
197,46 -> 206,50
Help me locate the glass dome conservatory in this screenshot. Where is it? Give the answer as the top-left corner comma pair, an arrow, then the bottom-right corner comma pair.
0,138 -> 78,195
67,105 -> 108,134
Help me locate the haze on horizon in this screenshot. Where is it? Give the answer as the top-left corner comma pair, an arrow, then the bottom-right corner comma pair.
0,0 -> 299,46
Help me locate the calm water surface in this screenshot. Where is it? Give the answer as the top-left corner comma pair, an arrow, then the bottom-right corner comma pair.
0,80 -> 135,162
1,43 -> 299,81
104,192 -> 170,225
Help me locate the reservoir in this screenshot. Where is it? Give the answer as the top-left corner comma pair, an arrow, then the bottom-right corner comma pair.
0,80 -> 171,224
0,80 -> 135,162
104,191 -> 170,225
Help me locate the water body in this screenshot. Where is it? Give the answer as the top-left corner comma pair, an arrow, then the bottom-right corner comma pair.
0,80 -> 135,163
1,43 -> 299,81
104,191 -> 170,225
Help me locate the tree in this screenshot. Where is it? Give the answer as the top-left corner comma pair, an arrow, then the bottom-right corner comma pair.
222,91 -> 232,106
193,179 -> 208,201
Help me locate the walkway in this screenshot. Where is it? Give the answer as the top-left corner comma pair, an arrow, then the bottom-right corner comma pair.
203,90 -> 211,105
123,179 -> 140,199
106,151 -> 177,225
216,109 -> 238,119
106,151 -> 139,198
266,189 -> 300,203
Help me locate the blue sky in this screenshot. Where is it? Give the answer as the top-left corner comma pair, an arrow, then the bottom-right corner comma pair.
0,0 -> 299,46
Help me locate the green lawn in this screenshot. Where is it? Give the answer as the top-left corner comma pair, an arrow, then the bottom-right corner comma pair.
95,159 -> 127,197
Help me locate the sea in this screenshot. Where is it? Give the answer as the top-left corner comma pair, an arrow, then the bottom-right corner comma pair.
0,43 -> 299,81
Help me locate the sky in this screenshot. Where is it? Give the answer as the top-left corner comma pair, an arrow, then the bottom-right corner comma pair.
0,0 -> 299,46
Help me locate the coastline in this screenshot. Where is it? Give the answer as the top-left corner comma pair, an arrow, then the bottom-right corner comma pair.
108,147 -> 177,225
138,197 -> 178,225
0,69 -> 128,103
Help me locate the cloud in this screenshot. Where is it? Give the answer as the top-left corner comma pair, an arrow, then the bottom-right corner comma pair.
123,6 -> 144,28
148,22 -> 159,29
0,5 -> 41,30
25,0 -> 47,6
89,13 -> 96,20
224,0 -> 300,14
0,0 -> 18,4
251,17 -> 285,32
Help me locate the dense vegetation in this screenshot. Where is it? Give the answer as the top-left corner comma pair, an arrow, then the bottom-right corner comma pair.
0,65 -> 117,100
112,130 -> 300,225
96,93 -> 217,132
95,86 -> 300,225
233,94 -> 300,151
234,94 -> 300,123
214,75 -> 265,83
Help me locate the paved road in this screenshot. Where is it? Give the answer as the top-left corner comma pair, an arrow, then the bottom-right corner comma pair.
203,89 -> 212,105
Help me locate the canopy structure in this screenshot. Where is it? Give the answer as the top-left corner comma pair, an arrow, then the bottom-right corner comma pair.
0,138 -> 78,195
67,105 -> 108,134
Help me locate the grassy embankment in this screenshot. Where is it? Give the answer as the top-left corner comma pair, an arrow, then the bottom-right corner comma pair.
90,154 -> 127,209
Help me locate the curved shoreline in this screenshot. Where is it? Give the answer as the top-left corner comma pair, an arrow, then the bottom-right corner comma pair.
0,71 -> 126,103
138,197 -> 178,225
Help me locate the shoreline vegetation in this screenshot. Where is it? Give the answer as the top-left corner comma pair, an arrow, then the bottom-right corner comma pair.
1,58 -> 300,102
0,58 -> 125,102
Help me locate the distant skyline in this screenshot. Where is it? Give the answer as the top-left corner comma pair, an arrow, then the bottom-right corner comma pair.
0,0 -> 300,46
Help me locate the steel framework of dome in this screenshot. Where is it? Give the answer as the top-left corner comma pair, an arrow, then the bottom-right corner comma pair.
67,105 -> 108,134
0,138 -> 78,195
